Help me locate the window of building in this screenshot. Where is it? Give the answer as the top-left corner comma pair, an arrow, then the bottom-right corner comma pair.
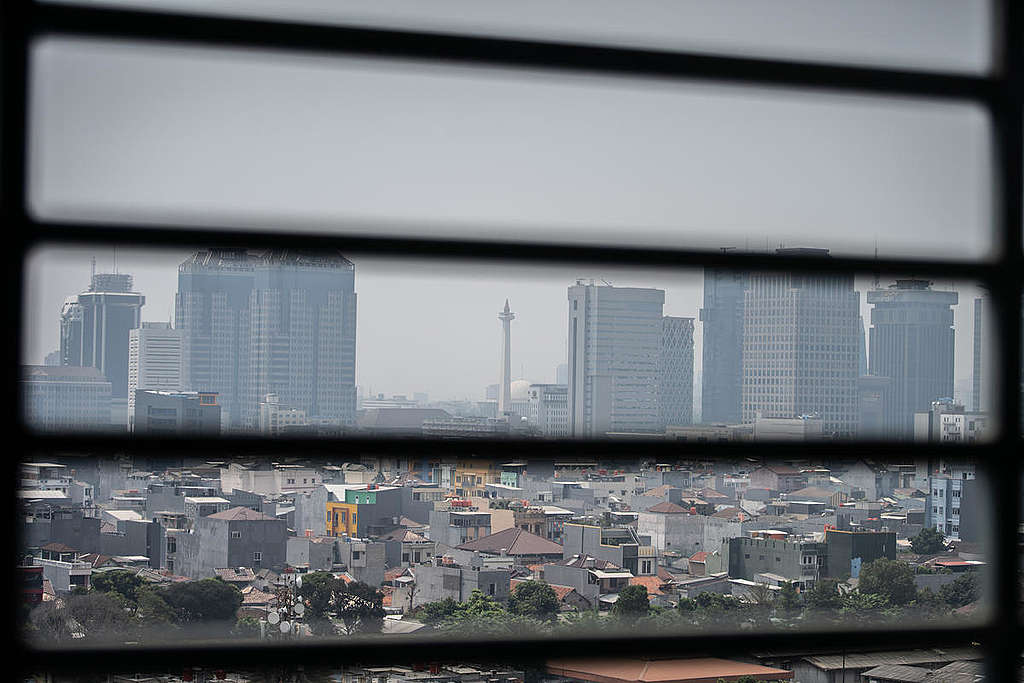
253,552 -> 262,564
230,531 -> 241,539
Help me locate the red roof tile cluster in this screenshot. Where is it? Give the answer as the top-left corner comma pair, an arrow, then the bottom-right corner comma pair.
511,579 -> 578,602
646,502 -> 689,514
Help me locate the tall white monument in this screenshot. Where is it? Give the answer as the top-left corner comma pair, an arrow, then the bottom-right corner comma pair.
498,299 -> 515,414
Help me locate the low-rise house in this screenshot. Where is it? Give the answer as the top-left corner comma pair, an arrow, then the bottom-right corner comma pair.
33,543 -> 92,593
380,528 -> 435,568
541,555 -> 632,609
562,523 -> 658,576
750,465 -> 806,494
456,527 -> 564,566
510,578 -> 590,612
721,535 -> 826,592
215,566 -> 257,588
410,557 -> 511,608
428,509 -> 492,547
176,506 -> 287,579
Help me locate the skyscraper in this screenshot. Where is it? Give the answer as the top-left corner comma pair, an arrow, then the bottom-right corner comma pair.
660,316 -> 695,428
175,249 -> 357,430
972,295 -> 990,412
59,272 -> 145,399
700,267 -> 747,424
867,279 -> 957,438
128,322 -> 185,427
568,281 -> 664,437
741,248 -> 860,436
498,299 -> 515,415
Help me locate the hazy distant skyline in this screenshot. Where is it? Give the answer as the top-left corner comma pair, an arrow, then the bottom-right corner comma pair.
24,247 -> 986,406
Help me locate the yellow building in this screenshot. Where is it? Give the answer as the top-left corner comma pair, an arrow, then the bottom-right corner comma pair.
325,501 -> 358,537
453,460 -> 502,498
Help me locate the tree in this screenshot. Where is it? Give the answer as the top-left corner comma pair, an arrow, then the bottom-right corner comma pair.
858,558 -> 917,606
136,586 -> 176,627
160,577 -> 243,622
776,581 -> 800,613
910,527 -> 946,555
298,571 -> 339,621
805,578 -> 842,610
417,597 -> 459,625
507,581 -> 560,622
939,571 -> 980,608
233,616 -> 261,638
611,585 -> 650,622
29,602 -> 75,642
335,581 -> 386,634
64,592 -> 134,641
91,570 -> 145,605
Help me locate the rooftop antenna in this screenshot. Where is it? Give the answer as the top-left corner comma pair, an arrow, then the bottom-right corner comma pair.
90,256 -> 95,283
113,246 -> 117,274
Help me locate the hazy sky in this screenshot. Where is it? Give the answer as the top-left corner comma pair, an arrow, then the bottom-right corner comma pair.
22,3 -> 994,403
23,247 -> 986,405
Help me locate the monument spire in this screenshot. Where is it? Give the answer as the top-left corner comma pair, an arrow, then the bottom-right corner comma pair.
498,299 -> 516,415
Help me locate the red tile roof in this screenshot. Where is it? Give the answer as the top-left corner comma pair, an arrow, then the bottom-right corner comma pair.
511,579 -> 577,602
689,552 -> 708,563
629,576 -> 669,597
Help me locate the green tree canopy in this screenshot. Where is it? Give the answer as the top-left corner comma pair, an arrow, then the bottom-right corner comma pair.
939,571 -> 980,608
160,577 -> 243,622
335,581 -> 386,634
417,597 -> 459,625
298,571 -> 340,621
611,584 -> 650,622
805,578 -> 843,610
91,570 -> 145,605
136,585 -> 176,626
910,527 -> 946,555
858,558 -> 917,606
507,581 -> 560,622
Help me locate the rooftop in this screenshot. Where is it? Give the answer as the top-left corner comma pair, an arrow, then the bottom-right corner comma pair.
546,657 -> 793,683
457,527 -> 563,556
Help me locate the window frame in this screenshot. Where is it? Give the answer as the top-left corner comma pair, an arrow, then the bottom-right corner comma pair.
3,0 -> 1021,679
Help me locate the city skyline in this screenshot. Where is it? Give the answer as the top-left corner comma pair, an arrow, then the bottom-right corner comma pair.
24,246 -> 988,408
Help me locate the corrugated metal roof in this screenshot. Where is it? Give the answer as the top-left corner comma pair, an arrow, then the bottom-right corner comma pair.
802,647 -> 981,671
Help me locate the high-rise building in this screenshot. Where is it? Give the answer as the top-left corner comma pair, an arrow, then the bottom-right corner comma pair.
21,365 -> 113,432
175,249 -> 357,431
59,272 -> 145,398
555,363 -> 569,385
568,281 -> 664,436
133,390 -> 221,435
700,267 -> 747,424
498,300 -> 515,415
257,393 -> 309,436
659,316 -> 695,428
867,279 -> 958,438
741,248 -> 860,436
528,383 -> 570,437
128,322 -> 184,426
973,295 -> 991,413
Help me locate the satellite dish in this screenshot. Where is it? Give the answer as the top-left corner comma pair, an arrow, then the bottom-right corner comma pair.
267,612 -> 280,625
295,576 -> 303,588
280,621 -> 291,633
294,603 -> 305,616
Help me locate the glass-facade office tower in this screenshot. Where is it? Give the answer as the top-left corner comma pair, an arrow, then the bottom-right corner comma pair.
660,316 -> 695,429
175,249 -> 357,431
568,281 -> 664,437
700,268 -> 747,424
59,272 -> 145,399
741,248 -> 860,436
868,279 -> 957,438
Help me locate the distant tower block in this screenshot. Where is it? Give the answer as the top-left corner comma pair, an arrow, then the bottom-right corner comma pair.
498,299 -> 516,414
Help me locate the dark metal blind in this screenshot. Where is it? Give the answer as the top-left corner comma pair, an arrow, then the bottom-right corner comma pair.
3,1 -> 1021,679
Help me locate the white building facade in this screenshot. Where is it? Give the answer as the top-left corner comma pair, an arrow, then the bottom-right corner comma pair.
128,322 -> 184,428
528,383 -> 569,437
